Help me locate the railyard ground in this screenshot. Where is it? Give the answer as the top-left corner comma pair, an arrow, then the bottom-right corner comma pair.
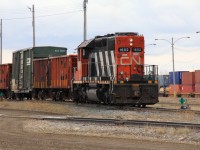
0,97 -> 200,150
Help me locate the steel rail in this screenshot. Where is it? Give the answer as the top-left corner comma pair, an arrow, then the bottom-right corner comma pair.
42,116 -> 200,129
130,107 -> 200,114
1,113 -> 200,129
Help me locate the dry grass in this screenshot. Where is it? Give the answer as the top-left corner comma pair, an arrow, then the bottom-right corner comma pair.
144,126 -> 191,136
0,100 -> 72,114
159,97 -> 200,104
157,97 -> 200,111
173,128 -> 191,135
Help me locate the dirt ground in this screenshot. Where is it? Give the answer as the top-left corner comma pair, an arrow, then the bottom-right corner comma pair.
0,109 -> 199,150
0,98 -> 199,149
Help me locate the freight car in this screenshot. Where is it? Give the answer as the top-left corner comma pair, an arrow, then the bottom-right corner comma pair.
11,46 -> 67,99
33,54 -> 77,100
72,32 -> 159,106
0,64 -> 12,98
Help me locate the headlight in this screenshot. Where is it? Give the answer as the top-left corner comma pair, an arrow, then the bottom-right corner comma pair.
120,71 -> 124,75
130,38 -> 133,42
125,77 -> 129,81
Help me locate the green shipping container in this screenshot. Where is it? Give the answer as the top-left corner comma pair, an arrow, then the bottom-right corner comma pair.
11,46 -> 67,96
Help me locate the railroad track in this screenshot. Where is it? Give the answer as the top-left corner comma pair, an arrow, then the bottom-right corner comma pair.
42,116 -> 200,129
4,98 -> 200,115
129,107 -> 200,114
1,114 -> 200,129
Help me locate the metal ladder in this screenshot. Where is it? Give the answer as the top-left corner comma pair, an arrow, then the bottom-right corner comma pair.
18,52 -> 24,89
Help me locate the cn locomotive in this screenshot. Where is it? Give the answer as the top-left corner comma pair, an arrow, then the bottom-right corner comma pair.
72,32 -> 158,106
0,32 -> 159,107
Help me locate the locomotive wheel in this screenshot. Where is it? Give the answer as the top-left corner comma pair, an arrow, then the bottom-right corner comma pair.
79,88 -> 87,103
103,93 -> 110,105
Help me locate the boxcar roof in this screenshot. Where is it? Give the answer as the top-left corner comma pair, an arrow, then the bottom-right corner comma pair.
13,46 -> 67,53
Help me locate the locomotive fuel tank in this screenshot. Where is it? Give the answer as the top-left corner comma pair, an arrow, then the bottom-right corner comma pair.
86,83 -> 99,102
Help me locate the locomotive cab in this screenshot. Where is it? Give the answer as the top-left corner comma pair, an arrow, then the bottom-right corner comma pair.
72,32 -> 158,106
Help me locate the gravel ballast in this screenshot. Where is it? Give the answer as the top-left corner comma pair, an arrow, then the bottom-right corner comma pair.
23,119 -> 200,145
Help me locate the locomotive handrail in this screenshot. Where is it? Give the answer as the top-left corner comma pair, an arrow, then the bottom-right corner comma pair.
73,61 -> 158,83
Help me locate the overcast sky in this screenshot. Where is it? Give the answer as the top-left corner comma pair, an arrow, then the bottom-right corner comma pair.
0,0 -> 200,74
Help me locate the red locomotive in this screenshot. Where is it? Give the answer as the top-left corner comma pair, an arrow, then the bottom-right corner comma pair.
72,32 -> 158,106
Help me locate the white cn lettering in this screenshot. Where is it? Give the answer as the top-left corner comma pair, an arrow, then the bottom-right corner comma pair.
120,55 -> 141,65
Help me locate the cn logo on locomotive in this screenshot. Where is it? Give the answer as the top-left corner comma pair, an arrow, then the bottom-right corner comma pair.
120,54 -> 142,65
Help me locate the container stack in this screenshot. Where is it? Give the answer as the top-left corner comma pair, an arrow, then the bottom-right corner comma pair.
169,71 -> 184,96
160,70 -> 200,97
194,70 -> 200,97
158,75 -> 169,88
181,72 -> 195,97
158,75 -> 170,97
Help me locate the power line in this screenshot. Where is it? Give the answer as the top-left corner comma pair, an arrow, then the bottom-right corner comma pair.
2,9 -> 83,21
174,46 -> 200,52
36,10 -> 83,18
0,5 -> 83,15
3,16 -> 31,21
36,6 -> 83,12
176,57 -> 200,63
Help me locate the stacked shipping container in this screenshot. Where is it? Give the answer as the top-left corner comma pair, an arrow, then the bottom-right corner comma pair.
158,75 -> 169,88
169,71 -> 183,95
181,72 -> 195,96
195,70 -> 200,97
167,70 -> 200,97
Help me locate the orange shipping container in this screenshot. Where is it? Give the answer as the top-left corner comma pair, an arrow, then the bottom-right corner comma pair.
195,70 -> 200,84
195,84 -> 200,93
169,84 -> 182,95
182,72 -> 195,85
181,85 -> 194,94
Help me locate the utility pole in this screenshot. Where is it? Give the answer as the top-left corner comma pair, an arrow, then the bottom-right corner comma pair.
0,19 -> 2,64
83,0 -> 88,41
171,38 -> 176,98
32,4 -> 35,47
28,5 -> 35,47
28,5 -> 35,92
155,36 -> 190,97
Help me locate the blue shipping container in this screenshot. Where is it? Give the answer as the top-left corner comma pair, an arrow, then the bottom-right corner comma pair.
169,71 -> 184,84
158,75 -> 169,87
